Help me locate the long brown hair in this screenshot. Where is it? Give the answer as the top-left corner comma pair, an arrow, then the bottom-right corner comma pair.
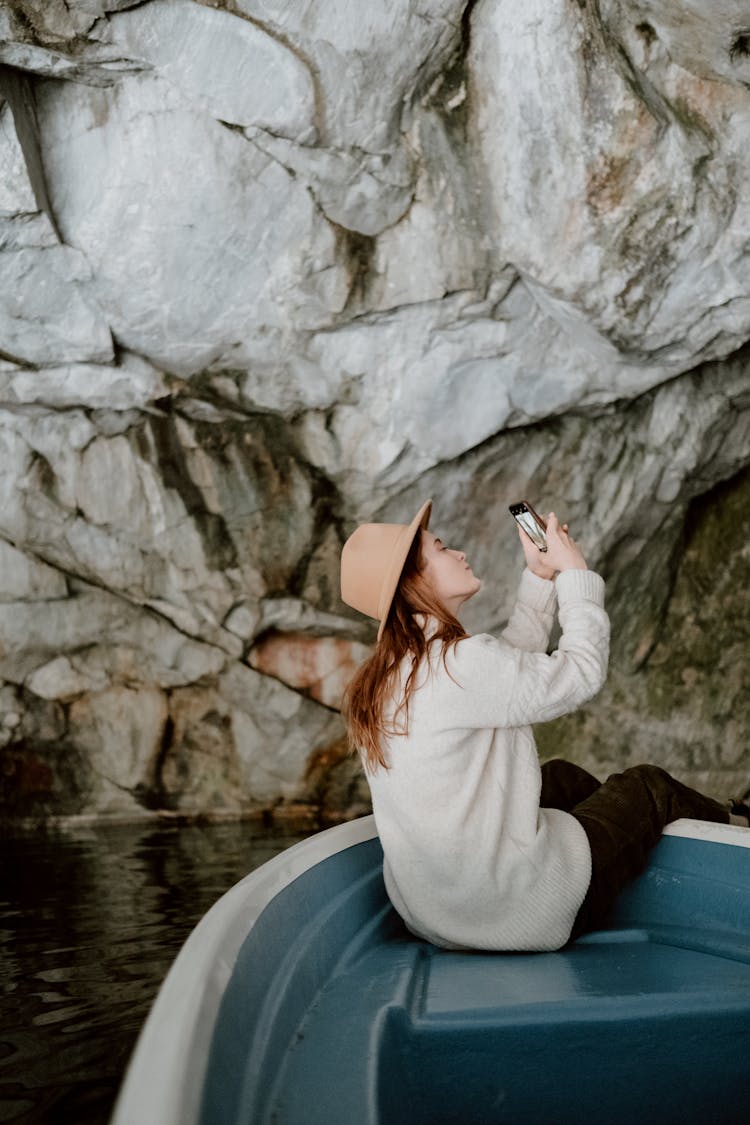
342,529 -> 468,771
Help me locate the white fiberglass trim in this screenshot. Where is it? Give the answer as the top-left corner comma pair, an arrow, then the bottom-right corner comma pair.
663,817 -> 750,848
110,815 -> 378,1125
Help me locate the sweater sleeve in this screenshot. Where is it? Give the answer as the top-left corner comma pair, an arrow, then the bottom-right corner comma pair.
500,568 -> 558,653
440,569 -> 609,729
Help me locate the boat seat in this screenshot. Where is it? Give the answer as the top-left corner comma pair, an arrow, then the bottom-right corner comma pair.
268,927 -> 750,1125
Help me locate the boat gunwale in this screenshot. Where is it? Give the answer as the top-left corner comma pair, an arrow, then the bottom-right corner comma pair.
662,818 -> 750,847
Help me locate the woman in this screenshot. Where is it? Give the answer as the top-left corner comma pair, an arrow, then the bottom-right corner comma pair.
340,499 -> 750,952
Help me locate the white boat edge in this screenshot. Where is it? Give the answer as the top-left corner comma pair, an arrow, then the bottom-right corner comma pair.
109,813 -> 749,1125
663,817 -> 750,848
110,815 -> 379,1125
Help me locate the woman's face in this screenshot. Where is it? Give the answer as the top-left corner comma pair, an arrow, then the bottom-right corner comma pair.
420,530 -> 482,615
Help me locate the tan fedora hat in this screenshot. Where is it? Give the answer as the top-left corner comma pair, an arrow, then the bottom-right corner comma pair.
340,499 -> 432,641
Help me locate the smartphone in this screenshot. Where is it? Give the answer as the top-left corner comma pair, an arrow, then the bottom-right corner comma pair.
509,501 -> 548,552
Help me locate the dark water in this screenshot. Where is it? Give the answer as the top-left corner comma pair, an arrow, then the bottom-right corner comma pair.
0,820 -> 310,1124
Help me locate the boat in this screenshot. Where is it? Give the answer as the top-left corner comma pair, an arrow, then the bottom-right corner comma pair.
111,815 -> 750,1125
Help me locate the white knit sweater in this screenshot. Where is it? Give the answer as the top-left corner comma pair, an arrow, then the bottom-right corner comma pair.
366,567 -> 610,952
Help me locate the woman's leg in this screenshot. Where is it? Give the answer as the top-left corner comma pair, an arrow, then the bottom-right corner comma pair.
540,758 -> 601,812
569,764 -> 730,939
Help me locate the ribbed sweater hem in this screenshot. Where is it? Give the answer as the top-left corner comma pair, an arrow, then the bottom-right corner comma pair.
555,568 -> 605,603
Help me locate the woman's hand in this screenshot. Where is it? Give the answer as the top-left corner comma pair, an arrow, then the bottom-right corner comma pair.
543,512 -> 588,573
518,524 -> 557,580
518,512 -> 587,578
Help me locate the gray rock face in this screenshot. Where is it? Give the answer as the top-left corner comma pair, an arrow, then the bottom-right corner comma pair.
1,0 -> 749,822
0,91 -> 113,366
33,74 -> 346,374
469,0 -> 750,366
234,0 -> 463,150
103,0 -> 316,140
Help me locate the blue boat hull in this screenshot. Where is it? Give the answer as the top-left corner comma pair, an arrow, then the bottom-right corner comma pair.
201,826 -> 750,1125
111,818 -> 750,1125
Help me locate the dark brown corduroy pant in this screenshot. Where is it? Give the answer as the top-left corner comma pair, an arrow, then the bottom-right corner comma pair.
540,758 -> 730,940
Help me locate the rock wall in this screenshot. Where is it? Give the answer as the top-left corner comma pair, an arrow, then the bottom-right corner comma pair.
1,0 -> 749,823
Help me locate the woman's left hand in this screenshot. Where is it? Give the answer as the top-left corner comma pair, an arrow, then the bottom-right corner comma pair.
517,522 -> 568,581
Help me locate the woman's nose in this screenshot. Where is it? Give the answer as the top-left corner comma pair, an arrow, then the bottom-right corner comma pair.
454,550 -> 466,561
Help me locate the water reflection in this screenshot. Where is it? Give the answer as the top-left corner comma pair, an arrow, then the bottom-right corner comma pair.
0,820 -> 309,1124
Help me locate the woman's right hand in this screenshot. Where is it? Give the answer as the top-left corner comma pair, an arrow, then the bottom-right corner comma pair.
543,512 -> 588,572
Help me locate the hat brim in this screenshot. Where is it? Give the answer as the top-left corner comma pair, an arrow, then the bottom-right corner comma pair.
376,499 -> 432,641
